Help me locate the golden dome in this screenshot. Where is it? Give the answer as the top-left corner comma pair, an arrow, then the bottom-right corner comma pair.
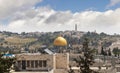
54,36 -> 67,46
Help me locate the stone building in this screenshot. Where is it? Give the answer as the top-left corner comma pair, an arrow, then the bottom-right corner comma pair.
15,53 -> 69,73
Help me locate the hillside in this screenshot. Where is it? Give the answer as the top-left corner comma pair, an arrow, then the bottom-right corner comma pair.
0,31 -> 120,53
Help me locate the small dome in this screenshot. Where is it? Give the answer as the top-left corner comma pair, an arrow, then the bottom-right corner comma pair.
54,36 -> 67,46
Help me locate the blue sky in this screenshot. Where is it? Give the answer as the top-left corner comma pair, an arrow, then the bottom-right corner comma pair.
37,0 -> 115,12
1,0 -> 120,34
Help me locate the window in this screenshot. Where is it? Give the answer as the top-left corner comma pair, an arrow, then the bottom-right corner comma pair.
31,61 -> 34,68
43,60 -> 47,67
35,60 -> 38,68
39,60 -> 47,67
39,60 -> 42,67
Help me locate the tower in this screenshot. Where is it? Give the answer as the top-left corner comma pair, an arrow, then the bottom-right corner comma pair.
75,24 -> 77,31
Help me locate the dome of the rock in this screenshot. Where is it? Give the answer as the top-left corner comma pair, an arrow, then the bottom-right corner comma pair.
54,36 -> 67,46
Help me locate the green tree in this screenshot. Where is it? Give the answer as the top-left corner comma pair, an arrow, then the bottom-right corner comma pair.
101,46 -> 107,55
74,38 -> 98,73
0,53 -> 15,73
112,47 -> 120,57
108,48 -> 111,56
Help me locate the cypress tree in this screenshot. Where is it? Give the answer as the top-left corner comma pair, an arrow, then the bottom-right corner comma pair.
108,48 -> 111,56
74,38 -> 98,73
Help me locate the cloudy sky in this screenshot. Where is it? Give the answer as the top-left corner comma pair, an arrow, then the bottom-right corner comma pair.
0,0 -> 120,34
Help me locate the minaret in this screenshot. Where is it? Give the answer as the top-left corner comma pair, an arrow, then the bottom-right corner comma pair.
75,24 -> 77,31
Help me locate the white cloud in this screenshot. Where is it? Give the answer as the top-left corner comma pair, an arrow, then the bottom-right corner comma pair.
1,0 -> 120,34
107,0 -> 120,7
45,11 -> 72,25
0,0 -> 42,20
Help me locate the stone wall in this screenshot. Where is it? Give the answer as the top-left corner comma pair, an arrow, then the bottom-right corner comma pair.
15,53 -> 70,72
54,69 -> 68,73
55,53 -> 69,69
16,53 -> 54,70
